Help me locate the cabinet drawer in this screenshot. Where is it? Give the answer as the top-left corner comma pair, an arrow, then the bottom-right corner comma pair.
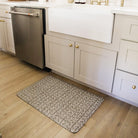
119,15 -> 138,42
0,5 -> 11,18
113,70 -> 138,105
117,40 -> 138,75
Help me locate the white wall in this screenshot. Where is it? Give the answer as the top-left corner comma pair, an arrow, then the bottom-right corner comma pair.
1,0 -> 138,7
55,0 -> 138,7
125,0 -> 138,7
109,0 -> 138,7
0,0 -> 8,1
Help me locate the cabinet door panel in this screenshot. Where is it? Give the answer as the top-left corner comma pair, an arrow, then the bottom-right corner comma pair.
118,15 -> 138,42
5,19 -> 15,54
75,43 -> 117,92
113,70 -> 138,105
117,40 -> 138,75
45,35 -> 74,77
0,18 -> 7,50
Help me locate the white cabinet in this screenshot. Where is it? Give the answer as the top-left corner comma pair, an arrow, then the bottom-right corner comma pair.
5,19 -> 15,54
45,35 -> 74,77
0,5 -> 11,18
117,40 -> 138,75
0,18 -> 7,50
0,18 -> 15,54
74,42 -> 117,92
113,15 -> 138,106
45,35 -> 117,93
0,5 -> 15,54
113,70 -> 138,105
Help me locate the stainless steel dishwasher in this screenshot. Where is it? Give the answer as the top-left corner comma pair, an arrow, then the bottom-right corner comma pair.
10,7 -> 46,69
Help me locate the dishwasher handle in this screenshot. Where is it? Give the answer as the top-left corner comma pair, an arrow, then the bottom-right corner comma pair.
9,11 -> 40,17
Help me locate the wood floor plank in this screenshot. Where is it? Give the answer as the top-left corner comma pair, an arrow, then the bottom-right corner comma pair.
2,93 -> 22,107
0,51 -> 138,138
85,99 -> 131,138
31,121 -> 62,138
22,117 -> 51,138
0,102 -> 7,118
116,106 -> 138,138
0,101 -> 30,129
1,109 -> 47,138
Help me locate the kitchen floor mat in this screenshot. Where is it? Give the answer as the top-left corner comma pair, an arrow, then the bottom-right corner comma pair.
17,75 -> 104,133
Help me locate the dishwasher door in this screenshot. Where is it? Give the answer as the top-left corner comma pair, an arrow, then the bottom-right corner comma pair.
11,7 -> 45,69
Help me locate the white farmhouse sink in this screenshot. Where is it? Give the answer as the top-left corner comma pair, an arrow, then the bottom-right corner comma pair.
48,5 -> 114,43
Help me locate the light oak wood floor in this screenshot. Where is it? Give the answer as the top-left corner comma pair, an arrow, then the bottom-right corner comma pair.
0,51 -> 138,138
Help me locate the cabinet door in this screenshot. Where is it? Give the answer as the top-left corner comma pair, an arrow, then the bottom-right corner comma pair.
0,18 -> 7,51
117,40 -> 138,75
5,19 -> 15,54
74,42 -> 117,92
45,35 -> 74,77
